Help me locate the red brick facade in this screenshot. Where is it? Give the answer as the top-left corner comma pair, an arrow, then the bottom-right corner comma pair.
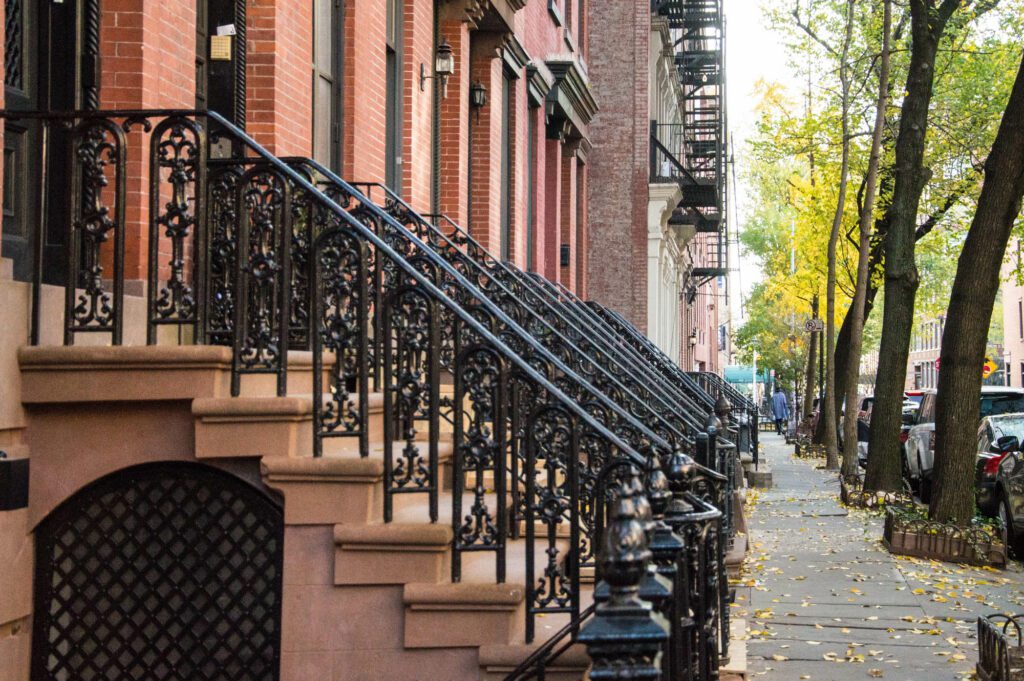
0,0 -> 594,291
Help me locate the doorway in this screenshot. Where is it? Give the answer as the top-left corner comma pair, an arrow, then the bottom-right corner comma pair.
2,0 -> 83,283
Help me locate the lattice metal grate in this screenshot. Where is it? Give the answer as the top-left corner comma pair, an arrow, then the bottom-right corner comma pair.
4,0 -> 22,89
32,462 -> 284,681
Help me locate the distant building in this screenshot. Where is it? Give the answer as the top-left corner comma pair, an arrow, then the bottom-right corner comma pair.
907,316 -> 944,390
586,0 -> 728,372
1003,241 -> 1024,387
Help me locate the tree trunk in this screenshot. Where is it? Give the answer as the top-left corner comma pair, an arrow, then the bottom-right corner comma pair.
822,0 -> 856,471
804,296 -> 819,419
865,0 -> 957,492
930,55 -> 1024,524
842,0 -> 891,478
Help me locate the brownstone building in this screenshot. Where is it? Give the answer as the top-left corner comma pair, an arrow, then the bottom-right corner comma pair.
586,0 -> 729,373
0,1 -> 743,679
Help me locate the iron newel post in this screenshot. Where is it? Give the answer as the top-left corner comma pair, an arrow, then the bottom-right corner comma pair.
580,470 -> 669,679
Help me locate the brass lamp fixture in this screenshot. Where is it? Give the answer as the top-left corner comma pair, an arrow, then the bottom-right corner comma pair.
420,39 -> 455,97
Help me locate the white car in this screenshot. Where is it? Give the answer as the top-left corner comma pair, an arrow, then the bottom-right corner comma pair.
905,386 -> 1024,501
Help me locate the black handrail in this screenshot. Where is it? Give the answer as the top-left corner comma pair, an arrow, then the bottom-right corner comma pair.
345,178 -> 706,443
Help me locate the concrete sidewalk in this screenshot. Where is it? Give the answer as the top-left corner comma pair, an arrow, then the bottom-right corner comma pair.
734,432 -> 1024,680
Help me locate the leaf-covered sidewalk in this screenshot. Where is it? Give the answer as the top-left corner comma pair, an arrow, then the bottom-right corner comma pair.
734,432 -> 1024,680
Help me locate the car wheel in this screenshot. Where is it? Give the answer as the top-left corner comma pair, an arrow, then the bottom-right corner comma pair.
918,454 -> 932,504
1000,495 -> 1024,560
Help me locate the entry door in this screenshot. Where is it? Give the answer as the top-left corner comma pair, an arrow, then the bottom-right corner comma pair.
2,0 -> 79,283
197,0 -> 246,127
32,462 -> 284,681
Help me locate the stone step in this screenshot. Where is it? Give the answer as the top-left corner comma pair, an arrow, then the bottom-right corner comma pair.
403,582 -> 524,649
720,617 -> 748,680
18,345 -> 334,403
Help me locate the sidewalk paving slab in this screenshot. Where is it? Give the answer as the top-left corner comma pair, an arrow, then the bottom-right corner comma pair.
736,432 -> 1024,680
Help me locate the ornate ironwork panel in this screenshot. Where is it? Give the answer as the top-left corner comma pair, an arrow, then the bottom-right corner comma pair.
231,166 -> 292,397
206,165 -> 242,345
31,462 -> 284,681
147,116 -> 207,343
525,404 -> 580,643
312,219 -> 369,457
66,117 -> 127,344
382,283 -> 440,522
452,342 -> 508,583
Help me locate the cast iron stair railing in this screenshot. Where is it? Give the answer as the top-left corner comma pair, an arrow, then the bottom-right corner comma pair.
334,181 -> 741,670
5,108 -> 730,678
338,179 -> 723,440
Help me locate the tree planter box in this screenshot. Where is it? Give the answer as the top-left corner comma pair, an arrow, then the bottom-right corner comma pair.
883,507 -> 1007,567
977,613 -> 1024,681
840,476 -> 912,510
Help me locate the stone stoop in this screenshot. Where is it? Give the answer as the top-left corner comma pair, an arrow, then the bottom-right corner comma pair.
478,641 -> 590,680
720,617 -> 748,680
16,345 -> 601,679
403,583 -> 525,649
726,533 -> 748,579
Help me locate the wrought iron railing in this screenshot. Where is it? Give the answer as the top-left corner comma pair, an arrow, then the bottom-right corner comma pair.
343,179 -> 709,447
333,178 -> 721,442
4,107 -> 730,674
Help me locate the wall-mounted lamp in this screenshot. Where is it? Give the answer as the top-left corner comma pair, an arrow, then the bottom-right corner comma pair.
420,39 -> 455,97
689,330 -> 698,348
469,81 -> 488,109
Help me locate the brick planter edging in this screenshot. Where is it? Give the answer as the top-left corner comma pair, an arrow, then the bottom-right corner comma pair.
883,507 -> 1007,567
977,613 -> 1024,680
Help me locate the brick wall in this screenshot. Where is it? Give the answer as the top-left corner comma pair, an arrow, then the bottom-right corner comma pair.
100,0 -> 196,281
468,40 -> 503,254
437,18 -> 471,225
558,148 -> 577,287
542,138 -> 563,282
585,0 -> 649,330
401,0 -> 434,209
343,0 -> 386,183
247,0 -> 312,156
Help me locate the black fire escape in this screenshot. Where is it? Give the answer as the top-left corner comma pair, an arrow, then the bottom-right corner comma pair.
650,0 -> 728,286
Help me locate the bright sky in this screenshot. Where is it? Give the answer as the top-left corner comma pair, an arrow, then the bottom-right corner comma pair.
724,0 -> 797,326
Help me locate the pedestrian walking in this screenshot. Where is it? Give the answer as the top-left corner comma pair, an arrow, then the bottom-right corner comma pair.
771,386 -> 788,435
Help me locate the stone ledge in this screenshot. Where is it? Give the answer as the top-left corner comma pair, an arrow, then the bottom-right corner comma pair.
403,583 -> 525,649
262,456 -> 384,526
334,523 -> 453,586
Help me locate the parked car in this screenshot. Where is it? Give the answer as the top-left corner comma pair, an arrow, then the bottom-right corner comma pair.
857,396 -> 873,467
904,390 -> 925,414
994,439 -> 1024,557
856,395 -> 915,469
975,414 -> 1024,517
905,387 -> 1024,502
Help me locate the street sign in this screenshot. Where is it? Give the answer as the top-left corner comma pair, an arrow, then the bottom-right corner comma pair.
803,319 -> 824,333
934,358 -> 940,370
983,356 -> 998,379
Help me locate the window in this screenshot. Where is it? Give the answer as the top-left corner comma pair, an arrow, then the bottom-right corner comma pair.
312,0 -> 342,171
385,0 -> 403,193
1018,299 -> 1022,339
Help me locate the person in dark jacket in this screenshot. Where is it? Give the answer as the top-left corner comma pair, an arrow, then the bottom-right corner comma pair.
771,387 -> 789,435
